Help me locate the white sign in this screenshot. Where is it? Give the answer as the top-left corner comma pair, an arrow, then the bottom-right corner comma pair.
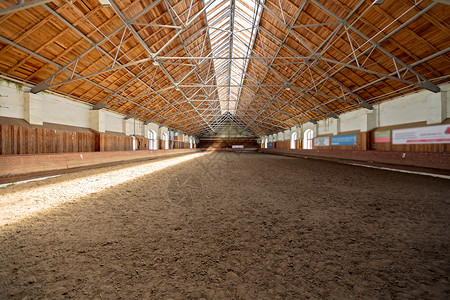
314,136 -> 330,146
393,124 -> 450,144
232,145 -> 244,148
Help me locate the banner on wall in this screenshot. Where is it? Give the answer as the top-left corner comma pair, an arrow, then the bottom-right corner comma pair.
331,134 -> 357,146
375,130 -> 391,143
393,124 -> 450,144
314,136 -> 330,146
268,142 -> 273,147
232,145 -> 244,149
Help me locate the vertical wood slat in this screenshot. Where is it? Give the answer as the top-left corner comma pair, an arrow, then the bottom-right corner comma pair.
2,123 -> 445,155
0,124 -> 97,155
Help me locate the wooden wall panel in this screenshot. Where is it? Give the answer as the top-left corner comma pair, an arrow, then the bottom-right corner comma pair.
98,134 -> 133,152
275,140 -> 290,149
0,124 -> 97,155
198,139 -> 259,148
135,137 -> 150,150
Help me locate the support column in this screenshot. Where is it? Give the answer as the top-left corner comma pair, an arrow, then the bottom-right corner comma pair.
141,124 -> 148,138
313,124 -> 319,137
361,109 -> 378,132
123,119 -> 135,135
24,92 -> 43,125
90,109 -> 105,133
427,91 -> 448,124
331,118 -> 340,136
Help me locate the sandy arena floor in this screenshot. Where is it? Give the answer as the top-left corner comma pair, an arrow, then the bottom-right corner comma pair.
0,152 -> 449,299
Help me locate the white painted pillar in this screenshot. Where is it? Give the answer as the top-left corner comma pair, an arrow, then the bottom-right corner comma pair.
313,124 -> 318,137
361,110 -> 378,132
427,91 -> 448,124
446,90 -> 450,119
90,109 -> 105,133
330,118 -> 340,135
24,93 -> 43,125
122,119 -> 136,136
141,124 -> 148,137
122,119 -> 129,135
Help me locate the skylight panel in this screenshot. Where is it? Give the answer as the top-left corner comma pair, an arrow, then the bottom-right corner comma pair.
206,0 -> 263,115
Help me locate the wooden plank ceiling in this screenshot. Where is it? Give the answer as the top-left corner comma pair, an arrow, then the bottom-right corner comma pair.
0,0 -> 448,136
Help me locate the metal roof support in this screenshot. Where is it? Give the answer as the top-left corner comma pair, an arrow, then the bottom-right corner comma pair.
42,4 -> 176,114
0,36 -> 115,95
278,0 -> 439,106
237,1 -> 307,131
0,0 -> 55,16
30,0 -> 162,93
154,0 -> 217,57
235,75 -> 330,121
351,47 -> 449,96
256,3 -> 373,111
162,0 -> 220,119
108,0 -> 214,131
309,0 -> 440,93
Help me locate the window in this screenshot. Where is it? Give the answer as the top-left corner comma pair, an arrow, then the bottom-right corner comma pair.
264,138 -> 268,148
291,132 -> 298,149
148,130 -> 156,150
189,137 -> 193,149
132,136 -> 136,151
303,129 -> 313,150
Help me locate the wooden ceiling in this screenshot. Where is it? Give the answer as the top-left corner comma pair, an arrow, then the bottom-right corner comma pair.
0,0 -> 448,136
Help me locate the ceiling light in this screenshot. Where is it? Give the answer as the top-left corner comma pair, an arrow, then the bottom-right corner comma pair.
372,0 -> 385,5
98,0 -> 111,6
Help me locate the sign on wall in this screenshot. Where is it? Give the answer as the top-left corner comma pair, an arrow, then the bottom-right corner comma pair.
374,130 -> 391,143
268,142 -> 273,147
232,145 -> 244,149
331,134 -> 357,146
314,136 -> 330,146
393,124 -> 450,144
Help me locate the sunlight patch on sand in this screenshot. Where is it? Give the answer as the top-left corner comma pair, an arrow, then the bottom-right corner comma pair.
0,152 -> 208,227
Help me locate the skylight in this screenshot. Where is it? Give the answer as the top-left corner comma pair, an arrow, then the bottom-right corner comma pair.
205,0 -> 263,115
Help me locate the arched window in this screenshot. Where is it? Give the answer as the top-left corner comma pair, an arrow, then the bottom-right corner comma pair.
303,129 -> 313,150
264,138 -> 268,148
290,132 -> 298,149
189,137 -> 193,149
148,130 -> 156,150
163,133 -> 169,150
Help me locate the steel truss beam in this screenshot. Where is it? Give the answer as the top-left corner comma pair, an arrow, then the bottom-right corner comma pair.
6,0 -> 443,137
309,0 -> 439,93
0,0 -> 54,16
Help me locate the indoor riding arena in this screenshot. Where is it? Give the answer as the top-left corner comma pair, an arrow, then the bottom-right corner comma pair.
0,0 -> 449,299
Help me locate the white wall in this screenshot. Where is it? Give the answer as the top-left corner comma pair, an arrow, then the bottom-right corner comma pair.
104,111 -> 124,133
42,93 -> 92,128
378,92 -> 428,127
273,83 -> 450,138
0,79 -> 25,119
0,78 -> 190,140
2,78 -> 449,142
